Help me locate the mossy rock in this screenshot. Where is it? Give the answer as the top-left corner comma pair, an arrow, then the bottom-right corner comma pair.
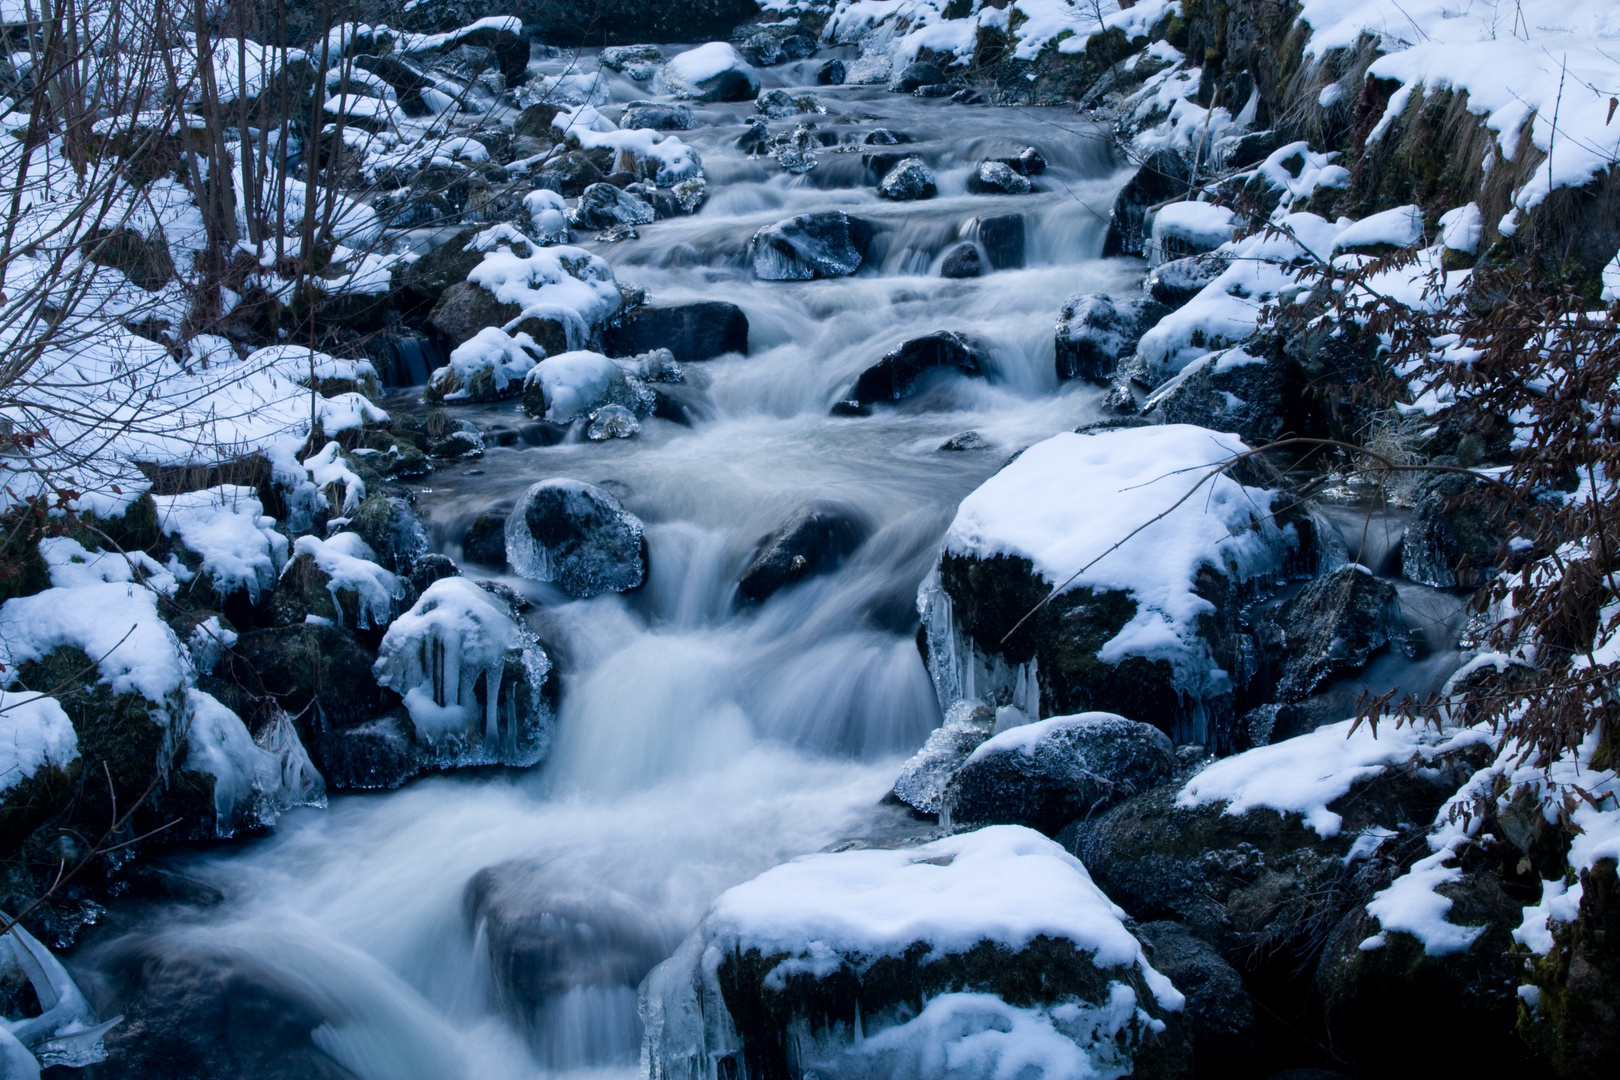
1519,858 -> 1620,1080
347,494 -> 428,574
0,760 -> 80,856
208,623 -> 387,739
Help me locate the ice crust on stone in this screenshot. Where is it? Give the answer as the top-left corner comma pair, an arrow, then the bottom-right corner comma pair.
524,189 -> 572,245
641,825 -> 1181,1080
937,426 -> 1288,695
183,688 -> 324,835
154,484 -> 289,603
504,479 -> 647,597
372,577 -> 552,766
891,699 -> 994,815
0,692 -> 78,796
0,915 -> 120,1068
749,211 -> 866,280
1177,717 -> 1490,838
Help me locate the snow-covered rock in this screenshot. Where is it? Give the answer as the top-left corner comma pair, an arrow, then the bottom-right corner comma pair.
273,532 -> 404,631
920,425 -> 1294,748
1148,201 -> 1239,264
749,211 -> 875,280
425,326 -> 544,403
520,349 -> 654,423
640,825 -> 1187,1080
372,577 -> 554,767
0,691 -> 78,796
941,712 -> 1177,835
654,41 -> 759,102
504,479 -> 647,597
154,485 -> 289,606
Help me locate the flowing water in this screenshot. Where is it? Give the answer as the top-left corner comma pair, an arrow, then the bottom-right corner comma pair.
72,48 -> 1460,1079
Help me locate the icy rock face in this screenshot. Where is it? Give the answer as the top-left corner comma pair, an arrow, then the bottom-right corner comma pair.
1054,294 -> 1168,383
568,183 -> 657,230
891,699 -> 996,815
0,918 -> 121,1070
919,426 -> 1294,750
505,479 -> 646,597
639,825 -> 1187,1080
940,712 -> 1176,835
967,160 -> 1031,195
749,211 -> 874,280
373,577 -> 554,767
771,122 -> 820,174
878,157 -> 937,200
182,689 -> 324,836
272,532 -> 404,631
1401,473 -> 1507,588
587,403 -> 641,440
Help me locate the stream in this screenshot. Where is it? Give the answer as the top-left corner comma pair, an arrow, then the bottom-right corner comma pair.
70,46 -> 1468,1079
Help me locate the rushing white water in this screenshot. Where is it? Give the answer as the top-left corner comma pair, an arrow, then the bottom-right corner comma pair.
75,47 -> 1145,1080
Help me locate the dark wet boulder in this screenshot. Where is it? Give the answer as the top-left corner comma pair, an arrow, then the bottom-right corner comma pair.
878,157 -> 937,201
462,512 -> 509,567
735,118 -> 770,154
1518,857 -> 1620,1079
464,859 -> 675,1042
976,213 -> 1025,270
1257,566 -> 1404,703
408,552 -> 462,593
1103,148 -> 1192,257
749,210 -> 875,280
1401,473 -> 1509,588
620,101 -> 691,130
863,128 -> 911,146
940,712 -> 1175,835
569,183 -> 656,229
505,479 -> 646,597
816,58 -> 845,85
1314,865 -> 1537,1077
95,942 -> 356,1080
512,102 -> 564,139
737,503 -> 867,603
1145,347 -> 1287,445
890,61 -> 945,93
995,146 -> 1046,175
428,280 -> 522,349
1135,921 -> 1260,1080
966,161 -> 1031,195
940,242 -> 984,278
315,712 -> 422,790
603,301 -> 748,361
533,150 -> 605,197
939,430 -> 990,451
1146,254 -> 1229,310
843,330 -> 988,407
1054,293 -> 1168,382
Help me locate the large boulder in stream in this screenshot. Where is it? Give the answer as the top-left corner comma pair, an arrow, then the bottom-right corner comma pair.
878,158 -> 937,201
918,425 -> 1294,751
736,503 -> 868,603
840,331 -> 989,409
603,301 -> 748,361
464,859 -> 676,1042
940,712 -> 1176,835
505,479 -> 647,597
640,826 -> 1189,1080
749,211 -> 875,280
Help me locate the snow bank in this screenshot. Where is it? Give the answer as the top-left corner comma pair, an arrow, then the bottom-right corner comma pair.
155,485 -> 289,603
0,692 -> 78,795
941,426 -> 1286,691
0,582 -> 189,707
1298,0 -> 1620,209
1177,718 -> 1490,838
1332,205 -> 1423,252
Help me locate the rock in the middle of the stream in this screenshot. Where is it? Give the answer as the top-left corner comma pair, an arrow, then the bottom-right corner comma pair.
505,479 -> 647,597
